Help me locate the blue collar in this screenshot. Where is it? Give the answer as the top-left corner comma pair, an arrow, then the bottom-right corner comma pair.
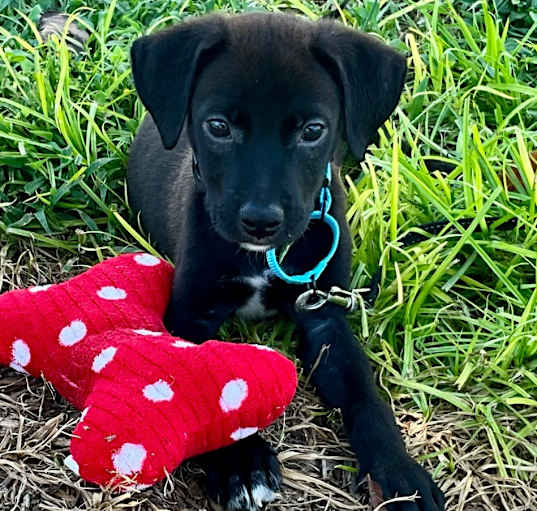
266,162 -> 340,285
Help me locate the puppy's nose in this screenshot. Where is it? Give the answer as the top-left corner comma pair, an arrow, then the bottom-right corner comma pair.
240,203 -> 284,239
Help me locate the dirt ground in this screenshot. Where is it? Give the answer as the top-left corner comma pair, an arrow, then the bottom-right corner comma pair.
1,244 -> 535,510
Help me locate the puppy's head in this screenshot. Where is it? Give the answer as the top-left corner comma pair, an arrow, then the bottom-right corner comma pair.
131,13 -> 406,251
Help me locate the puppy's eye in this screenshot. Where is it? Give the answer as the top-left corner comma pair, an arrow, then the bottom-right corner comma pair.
207,119 -> 231,138
302,123 -> 325,142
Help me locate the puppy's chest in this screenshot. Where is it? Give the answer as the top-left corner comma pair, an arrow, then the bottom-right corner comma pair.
235,270 -> 277,320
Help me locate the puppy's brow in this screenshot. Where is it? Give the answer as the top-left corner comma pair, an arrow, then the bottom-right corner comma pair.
229,109 -> 249,127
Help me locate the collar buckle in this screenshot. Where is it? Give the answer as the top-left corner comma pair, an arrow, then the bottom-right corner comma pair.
266,162 -> 340,286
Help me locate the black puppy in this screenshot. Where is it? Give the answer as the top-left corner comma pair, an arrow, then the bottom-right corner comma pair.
128,12 -> 444,511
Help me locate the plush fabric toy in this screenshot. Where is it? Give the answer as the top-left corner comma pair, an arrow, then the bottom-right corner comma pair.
0,253 -> 297,488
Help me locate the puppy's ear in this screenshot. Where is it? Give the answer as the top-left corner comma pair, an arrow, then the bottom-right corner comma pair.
131,17 -> 226,149
312,23 -> 406,161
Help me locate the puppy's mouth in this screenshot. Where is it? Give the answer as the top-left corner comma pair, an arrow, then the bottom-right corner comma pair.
209,206 -> 312,253
238,227 -> 300,253
239,242 -> 272,252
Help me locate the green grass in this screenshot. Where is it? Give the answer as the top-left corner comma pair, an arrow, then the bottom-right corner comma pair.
1,0 -> 536,487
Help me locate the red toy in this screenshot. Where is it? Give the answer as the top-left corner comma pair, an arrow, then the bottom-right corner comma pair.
0,253 -> 297,488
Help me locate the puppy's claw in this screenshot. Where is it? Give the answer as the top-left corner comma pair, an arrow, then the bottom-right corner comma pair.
367,474 -> 385,510
252,485 -> 277,507
251,471 -> 278,507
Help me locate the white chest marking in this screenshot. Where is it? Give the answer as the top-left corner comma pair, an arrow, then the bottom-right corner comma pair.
236,272 -> 277,320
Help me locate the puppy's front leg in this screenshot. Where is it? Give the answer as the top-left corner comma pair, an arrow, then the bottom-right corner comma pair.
165,262 -> 252,341
290,304 -> 445,511
166,269 -> 282,511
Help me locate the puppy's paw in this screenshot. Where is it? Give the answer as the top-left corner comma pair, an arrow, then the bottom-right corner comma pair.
365,453 -> 445,511
38,11 -> 89,52
202,434 -> 281,511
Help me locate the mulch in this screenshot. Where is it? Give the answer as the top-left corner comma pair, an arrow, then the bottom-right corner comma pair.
1,243 -> 535,510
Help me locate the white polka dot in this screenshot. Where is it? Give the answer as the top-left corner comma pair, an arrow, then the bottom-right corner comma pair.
230,427 -> 258,441
171,340 -> 195,348
133,329 -> 162,336
29,284 -> 51,293
219,379 -> 248,412
97,286 -> 127,300
92,346 -> 117,373
59,320 -> 87,347
80,406 -> 90,421
253,344 -> 276,352
143,379 -> 174,402
134,253 -> 161,267
64,455 -> 80,476
9,339 -> 31,372
112,443 -> 147,476
9,363 -> 29,374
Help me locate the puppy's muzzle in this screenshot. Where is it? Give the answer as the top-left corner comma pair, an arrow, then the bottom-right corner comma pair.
239,202 -> 284,241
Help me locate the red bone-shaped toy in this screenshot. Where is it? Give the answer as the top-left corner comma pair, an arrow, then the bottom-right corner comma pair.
0,253 -> 297,488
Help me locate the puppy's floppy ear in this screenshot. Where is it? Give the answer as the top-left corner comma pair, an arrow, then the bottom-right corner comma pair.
312,23 -> 406,161
131,16 -> 226,149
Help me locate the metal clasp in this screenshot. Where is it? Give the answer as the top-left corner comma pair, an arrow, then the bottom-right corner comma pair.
295,285 -> 371,313
295,288 -> 330,311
